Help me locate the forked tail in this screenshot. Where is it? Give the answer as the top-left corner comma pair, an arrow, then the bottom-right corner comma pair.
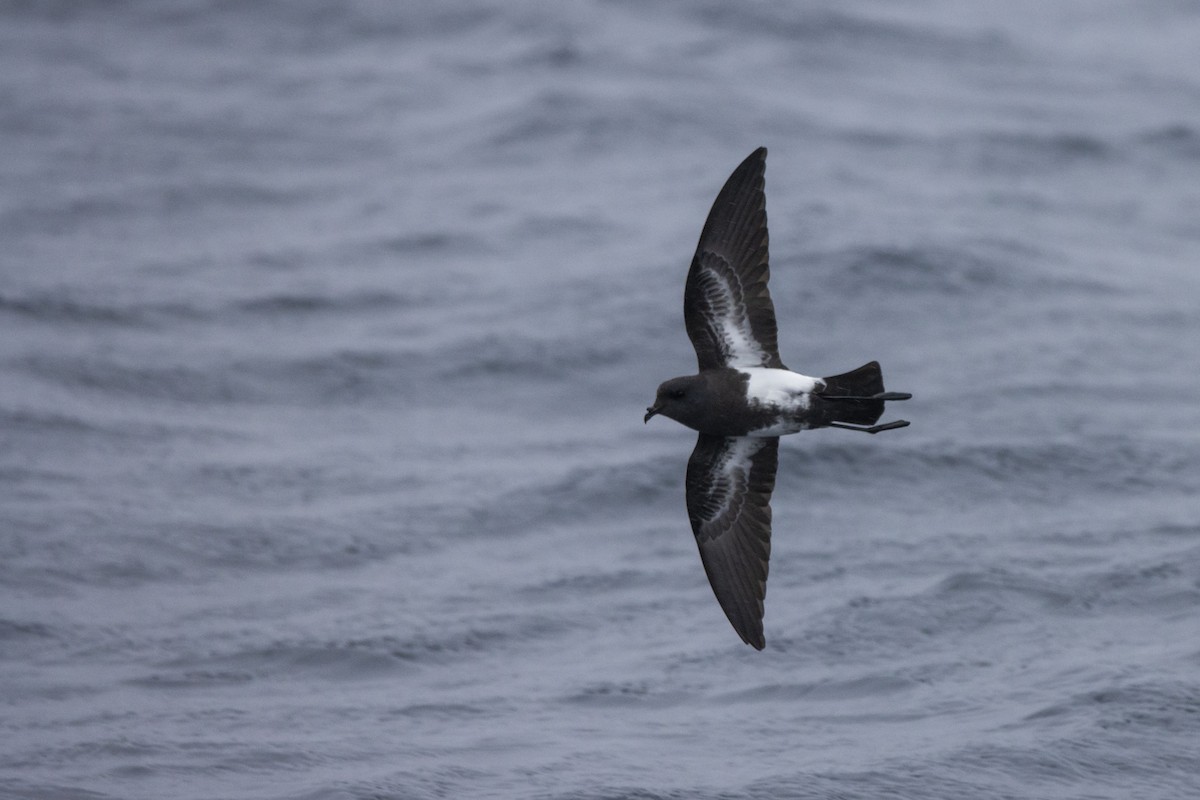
818,361 -> 911,433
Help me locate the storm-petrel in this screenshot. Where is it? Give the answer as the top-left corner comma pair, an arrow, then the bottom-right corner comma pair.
644,147 -> 911,650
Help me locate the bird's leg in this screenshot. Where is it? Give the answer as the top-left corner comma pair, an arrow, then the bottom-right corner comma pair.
827,419 -> 911,434
818,391 -> 913,402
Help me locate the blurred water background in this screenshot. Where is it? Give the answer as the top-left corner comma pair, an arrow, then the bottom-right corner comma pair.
2,2 -> 1199,798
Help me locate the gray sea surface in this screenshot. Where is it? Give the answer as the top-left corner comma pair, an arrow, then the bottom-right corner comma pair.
3,2 -> 1200,798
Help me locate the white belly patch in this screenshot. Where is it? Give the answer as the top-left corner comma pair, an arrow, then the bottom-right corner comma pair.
742,368 -> 819,407
741,368 -> 821,436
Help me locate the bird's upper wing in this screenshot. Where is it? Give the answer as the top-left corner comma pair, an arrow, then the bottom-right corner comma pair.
683,147 -> 786,371
685,433 -> 779,650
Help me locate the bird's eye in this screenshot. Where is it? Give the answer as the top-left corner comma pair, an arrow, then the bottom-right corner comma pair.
669,389 -> 685,399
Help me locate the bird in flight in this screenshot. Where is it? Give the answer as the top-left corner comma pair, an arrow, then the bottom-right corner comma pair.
644,147 -> 911,650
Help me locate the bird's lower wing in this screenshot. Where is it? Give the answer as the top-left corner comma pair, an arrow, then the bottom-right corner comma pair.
685,434 -> 779,649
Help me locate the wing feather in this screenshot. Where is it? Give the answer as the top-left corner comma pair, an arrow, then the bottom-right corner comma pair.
684,147 -> 786,371
685,434 -> 779,649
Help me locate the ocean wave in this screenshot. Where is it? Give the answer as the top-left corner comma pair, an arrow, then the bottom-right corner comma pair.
433,333 -> 629,381
948,730 -> 1200,800
16,353 -> 264,405
687,1 -> 1016,63
0,406 -> 234,448
776,434 -> 1200,503
0,179 -> 303,239
960,130 -> 1115,172
0,617 -> 56,642
933,568 -> 1076,609
131,618 -> 571,687
441,432 -> 1198,548
232,290 -> 410,317
1025,679 -> 1200,733
14,348 -> 424,406
460,456 -> 678,539
134,640 -> 414,684
476,88 -> 709,158
0,291 -> 197,328
1135,123 -> 1200,160
713,672 -> 918,706
812,241 -> 1112,297
13,331 -> 636,406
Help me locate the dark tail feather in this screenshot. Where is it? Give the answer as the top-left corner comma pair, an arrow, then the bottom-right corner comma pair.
820,361 -> 886,426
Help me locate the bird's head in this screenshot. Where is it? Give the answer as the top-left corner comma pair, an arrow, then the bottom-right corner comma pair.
644,376 -> 704,426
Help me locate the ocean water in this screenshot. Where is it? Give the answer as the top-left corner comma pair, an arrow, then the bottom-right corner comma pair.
2,1 -> 1199,798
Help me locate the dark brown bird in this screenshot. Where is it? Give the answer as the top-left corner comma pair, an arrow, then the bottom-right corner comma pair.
645,147 -> 911,649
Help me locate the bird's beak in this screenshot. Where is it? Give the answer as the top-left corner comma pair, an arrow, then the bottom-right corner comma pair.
644,404 -> 662,424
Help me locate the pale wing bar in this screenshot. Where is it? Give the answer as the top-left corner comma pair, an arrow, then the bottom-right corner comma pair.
686,252 -> 773,368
